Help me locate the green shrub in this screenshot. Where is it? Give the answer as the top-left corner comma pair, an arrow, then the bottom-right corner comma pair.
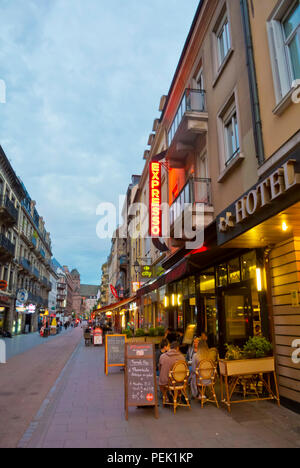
225,337 -> 273,360
124,329 -> 133,338
135,328 -> 145,337
156,326 -> 165,336
149,327 -> 157,337
242,336 -> 273,359
225,344 -> 243,361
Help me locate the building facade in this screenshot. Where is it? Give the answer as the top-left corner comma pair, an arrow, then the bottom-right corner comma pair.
80,284 -> 100,317
71,269 -> 81,318
100,0 -> 300,410
16,183 -> 52,333
0,146 -> 26,334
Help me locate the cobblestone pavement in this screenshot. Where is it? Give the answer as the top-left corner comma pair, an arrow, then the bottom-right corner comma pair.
0,327 -> 82,448
16,338 -> 300,449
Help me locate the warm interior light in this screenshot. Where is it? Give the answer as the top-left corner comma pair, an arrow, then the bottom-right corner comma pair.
164,296 -> 168,308
171,294 -> 176,306
282,222 -> 288,232
177,294 -> 182,306
256,268 -> 262,292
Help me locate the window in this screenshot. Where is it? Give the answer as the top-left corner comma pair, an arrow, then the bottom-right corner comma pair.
224,111 -> 240,166
217,14 -> 231,66
283,1 -> 300,81
268,0 -> 300,102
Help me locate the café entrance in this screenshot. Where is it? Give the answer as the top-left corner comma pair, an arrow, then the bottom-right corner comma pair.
218,284 -> 253,355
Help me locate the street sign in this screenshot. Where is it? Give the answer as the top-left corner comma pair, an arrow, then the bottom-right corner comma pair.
0,280 -> 7,291
110,285 -> 119,300
17,289 -> 28,303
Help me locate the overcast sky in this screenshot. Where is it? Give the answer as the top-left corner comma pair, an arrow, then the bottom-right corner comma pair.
0,0 -> 199,284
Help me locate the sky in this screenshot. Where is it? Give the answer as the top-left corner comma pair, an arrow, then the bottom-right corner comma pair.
0,0 -> 199,284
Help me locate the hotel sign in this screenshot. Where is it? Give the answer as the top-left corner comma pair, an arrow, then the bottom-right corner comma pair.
217,158 -> 300,244
149,162 -> 162,237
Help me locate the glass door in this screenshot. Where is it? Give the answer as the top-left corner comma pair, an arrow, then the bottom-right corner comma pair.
219,287 -> 253,354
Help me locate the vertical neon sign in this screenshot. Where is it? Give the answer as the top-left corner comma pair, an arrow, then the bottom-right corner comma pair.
149,162 -> 162,237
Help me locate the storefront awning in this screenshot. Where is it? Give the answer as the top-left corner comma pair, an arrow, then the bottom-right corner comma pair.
95,296 -> 137,314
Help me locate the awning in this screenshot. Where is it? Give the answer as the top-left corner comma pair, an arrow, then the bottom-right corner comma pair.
95,296 -> 136,314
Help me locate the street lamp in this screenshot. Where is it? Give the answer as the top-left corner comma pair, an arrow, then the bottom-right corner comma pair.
134,260 -> 140,279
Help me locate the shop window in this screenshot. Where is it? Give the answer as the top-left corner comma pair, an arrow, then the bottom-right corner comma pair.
183,278 -> 189,297
200,271 -> 216,293
217,264 -> 228,287
0,307 -> 5,329
228,257 -> 241,284
189,276 -> 196,296
241,251 -> 257,281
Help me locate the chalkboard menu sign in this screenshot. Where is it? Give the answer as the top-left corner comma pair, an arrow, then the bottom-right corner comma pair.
124,343 -> 158,420
105,334 -> 126,375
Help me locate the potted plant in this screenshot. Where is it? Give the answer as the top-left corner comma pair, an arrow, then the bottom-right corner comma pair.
219,337 -> 275,377
132,328 -> 146,342
157,326 -> 165,336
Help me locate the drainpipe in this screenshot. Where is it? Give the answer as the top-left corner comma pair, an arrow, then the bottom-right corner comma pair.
240,0 -> 265,167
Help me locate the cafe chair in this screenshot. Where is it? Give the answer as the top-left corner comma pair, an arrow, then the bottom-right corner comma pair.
195,359 -> 219,409
163,361 -> 191,415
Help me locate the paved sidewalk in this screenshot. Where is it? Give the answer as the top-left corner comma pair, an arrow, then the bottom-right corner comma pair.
19,339 -> 300,449
0,327 -> 82,448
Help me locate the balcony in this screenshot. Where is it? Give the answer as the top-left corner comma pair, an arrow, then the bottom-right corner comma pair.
19,257 -> 33,275
0,195 -> 19,225
169,177 -> 214,243
119,255 -> 128,271
167,89 -> 208,168
32,267 -> 40,279
0,233 -> 15,262
57,282 -> 66,290
41,276 -> 52,291
31,236 -> 37,249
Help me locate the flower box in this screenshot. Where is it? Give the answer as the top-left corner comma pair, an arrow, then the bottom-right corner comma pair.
219,356 -> 275,377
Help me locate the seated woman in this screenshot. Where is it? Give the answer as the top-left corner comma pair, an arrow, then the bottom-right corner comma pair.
190,340 -> 218,399
186,337 -> 200,365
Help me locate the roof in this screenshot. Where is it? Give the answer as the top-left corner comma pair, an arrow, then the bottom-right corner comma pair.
80,284 -> 100,297
71,268 -> 80,277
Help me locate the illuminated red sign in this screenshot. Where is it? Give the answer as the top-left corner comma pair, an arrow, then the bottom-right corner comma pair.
110,285 -> 119,300
149,162 -> 162,237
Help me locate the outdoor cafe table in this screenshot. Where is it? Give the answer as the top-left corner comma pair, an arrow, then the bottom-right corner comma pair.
218,357 -> 280,413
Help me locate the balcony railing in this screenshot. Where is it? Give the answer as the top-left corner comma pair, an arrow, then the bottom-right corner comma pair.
32,267 -> 40,279
168,89 -> 206,147
170,177 -> 212,227
0,233 -> 15,257
0,195 -> 19,224
41,276 -> 52,290
19,257 -> 32,274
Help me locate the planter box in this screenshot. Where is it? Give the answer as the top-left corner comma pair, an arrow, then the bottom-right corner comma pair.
219,356 -> 275,377
127,336 -> 163,344
127,337 -> 146,343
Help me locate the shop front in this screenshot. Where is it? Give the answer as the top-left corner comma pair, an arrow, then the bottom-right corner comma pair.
215,153 -> 300,409
197,250 -> 265,353
0,294 -> 15,335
